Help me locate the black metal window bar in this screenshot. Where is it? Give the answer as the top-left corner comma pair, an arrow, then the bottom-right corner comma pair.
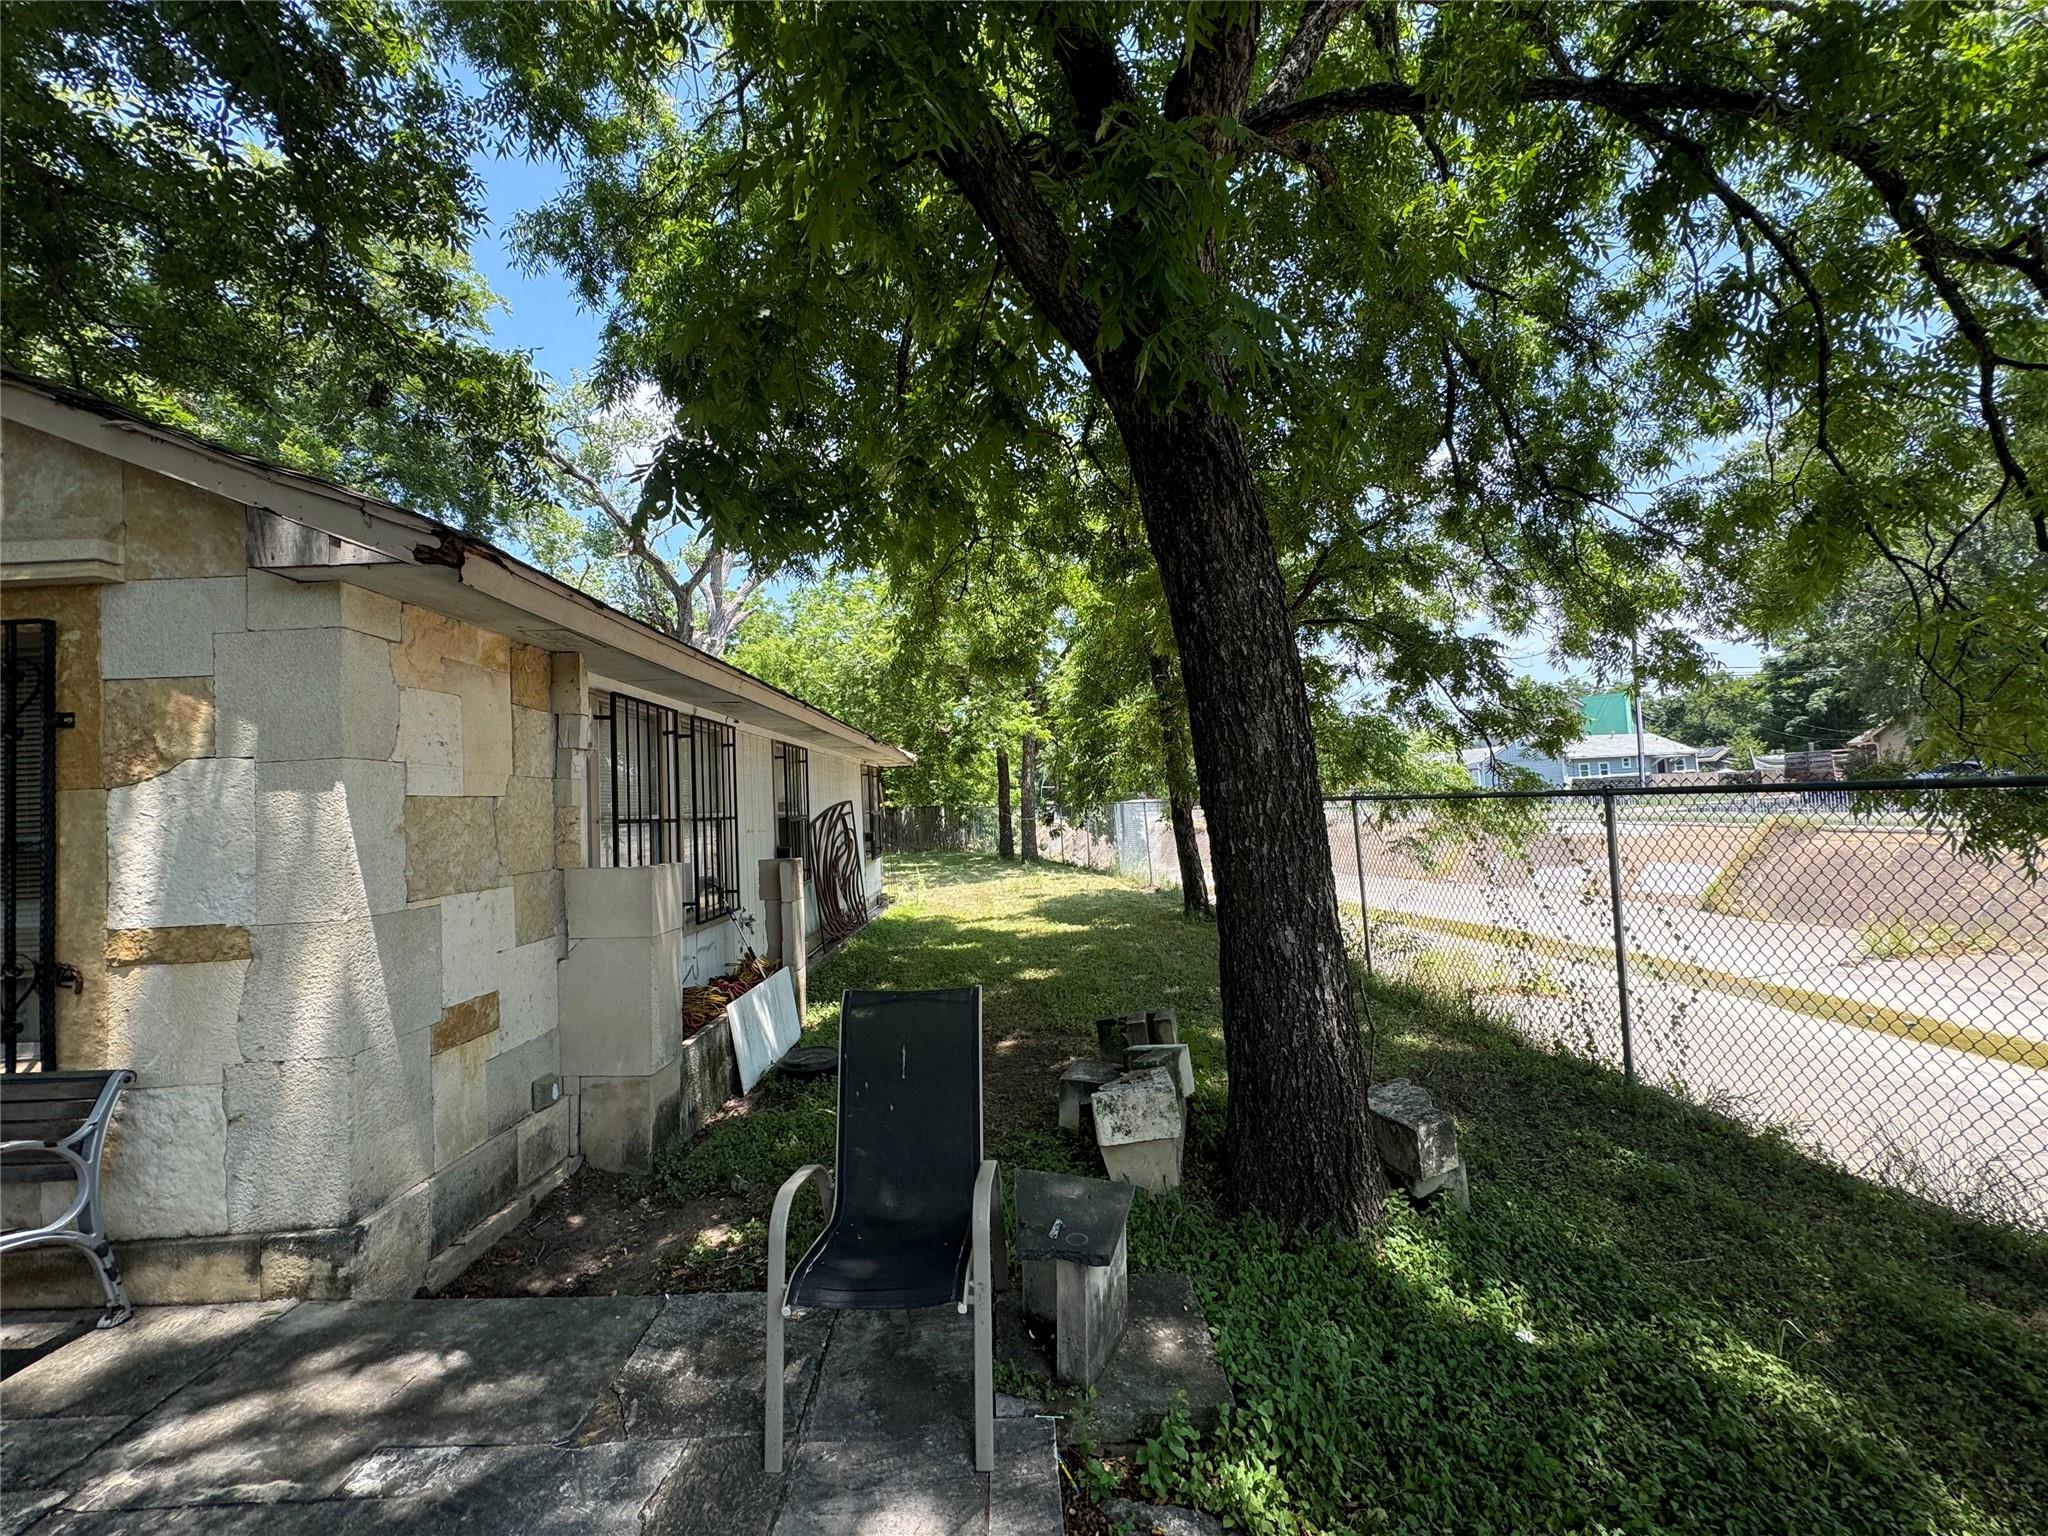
3,619 -> 60,1073
861,766 -> 883,857
595,692 -> 687,869
772,741 -> 810,861
690,716 -> 740,918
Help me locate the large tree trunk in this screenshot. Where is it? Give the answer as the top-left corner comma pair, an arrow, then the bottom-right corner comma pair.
1018,730 -> 1039,861
996,746 -> 1016,859
1111,391 -> 1381,1231
1147,653 -> 1212,915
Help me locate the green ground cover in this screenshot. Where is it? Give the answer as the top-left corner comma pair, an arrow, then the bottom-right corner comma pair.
651,854 -> 2048,1535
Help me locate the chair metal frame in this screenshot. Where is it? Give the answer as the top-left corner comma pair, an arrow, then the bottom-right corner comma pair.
0,1069 -> 136,1327
764,988 -> 1001,1474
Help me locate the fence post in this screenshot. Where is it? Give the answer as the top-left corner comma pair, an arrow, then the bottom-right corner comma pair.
1601,786 -> 1637,1085
1348,797 -> 1375,980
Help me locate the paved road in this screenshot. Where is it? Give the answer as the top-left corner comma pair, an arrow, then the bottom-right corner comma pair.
1364,876 -> 2048,1044
1365,918 -> 2048,1228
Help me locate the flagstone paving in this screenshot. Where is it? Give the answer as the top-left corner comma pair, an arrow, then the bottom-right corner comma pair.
0,1295 -> 1063,1535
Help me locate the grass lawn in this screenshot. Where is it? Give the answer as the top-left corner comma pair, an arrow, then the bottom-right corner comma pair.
652,854 -> 2048,1536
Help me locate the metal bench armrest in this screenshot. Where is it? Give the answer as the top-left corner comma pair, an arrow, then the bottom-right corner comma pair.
0,1139 -> 94,1243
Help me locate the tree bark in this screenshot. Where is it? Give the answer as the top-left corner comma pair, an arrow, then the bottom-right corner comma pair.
1110,386 -> 1380,1231
996,745 -> 1016,859
1148,653 -> 1212,915
1018,730 -> 1039,861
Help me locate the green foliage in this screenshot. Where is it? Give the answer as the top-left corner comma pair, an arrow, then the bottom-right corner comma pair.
649,855 -> 2045,1534
727,570 -> 1034,814
0,0 -> 552,526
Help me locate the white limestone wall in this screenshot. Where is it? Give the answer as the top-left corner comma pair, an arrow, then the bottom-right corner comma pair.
0,441 -> 578,1297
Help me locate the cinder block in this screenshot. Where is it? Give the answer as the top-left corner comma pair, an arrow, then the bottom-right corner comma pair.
1058,1060 -> 1122,1134
1091,1068 -> 1184,1194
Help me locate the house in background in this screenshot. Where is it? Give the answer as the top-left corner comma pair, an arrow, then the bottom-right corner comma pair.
0,372 -> 910,1306
1460,692 -> 1701,788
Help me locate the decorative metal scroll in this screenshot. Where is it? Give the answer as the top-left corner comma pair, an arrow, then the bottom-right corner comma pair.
807,799 -> 869,946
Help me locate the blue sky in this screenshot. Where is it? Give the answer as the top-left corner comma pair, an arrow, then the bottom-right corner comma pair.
468,150 -> 603,386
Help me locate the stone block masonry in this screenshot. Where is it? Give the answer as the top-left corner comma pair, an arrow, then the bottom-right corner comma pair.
0,429 -> 584,1306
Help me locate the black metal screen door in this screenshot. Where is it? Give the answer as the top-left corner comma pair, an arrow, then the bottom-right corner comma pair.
3,619 -> 60,1072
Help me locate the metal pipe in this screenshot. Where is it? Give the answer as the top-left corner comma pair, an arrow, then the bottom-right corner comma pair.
1602,786 -> 1636,1086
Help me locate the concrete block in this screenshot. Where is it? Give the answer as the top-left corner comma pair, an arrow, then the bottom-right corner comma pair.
107,756 -> 257,929
557,936 -> 665,1078
97,959 -> 247,1088
253,757 -> 406,922
1059,1060 -> 1122,1133
99,1082 -> 230,1240
99,577 -> 245,678
446,658 -> 512,796
372,903 -> 443,1036
244,570 -> 401,639
578,1059 -> 682,1172
1368,1078 -> 1463,1192
432,1033 -> 491,1167
496,937 -> 559,1052
1128,1042 -> 1195,1100
1095,1014 -> 1151,1061
486,1032 -> 561,1139
397,686 -> 463,797
440,884 -> 515,1006
351,1026 -> 433,1213
517,1096 -> 570,1186
404,794 -> 503,900
430,1122 -> 520,1250
1146,1008 -> 1180,1045
101,675 -> 214,786
224,1059 -> 352,1231
214,625 -> 398,761
564,862 -> 693,939
352,1181 -> 431,1299
1053,1227 -> 1129,1387
238,918 -> 392,1062
512,704 -> 553,778
1092,1067 -> 1184,1193
676,1015 -> 737,1141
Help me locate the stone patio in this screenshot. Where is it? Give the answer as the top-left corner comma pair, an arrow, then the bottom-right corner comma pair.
0,1295 -> 1063,1534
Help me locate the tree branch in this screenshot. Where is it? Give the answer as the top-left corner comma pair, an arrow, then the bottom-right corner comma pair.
1250,0 -> 1363,120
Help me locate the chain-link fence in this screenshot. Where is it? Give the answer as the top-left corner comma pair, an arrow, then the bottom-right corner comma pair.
876,804 -> 998,854
1330,779 -> 2048,1228
1045,797 -> 1212,887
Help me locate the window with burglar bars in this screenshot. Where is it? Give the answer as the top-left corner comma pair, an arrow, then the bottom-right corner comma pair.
772,741 -> 809,861
589,692 -> 739,919
594,692 -> 688,869
3,619 -> 60,1072
862,766 -> 883,857
689,716 -> 739,918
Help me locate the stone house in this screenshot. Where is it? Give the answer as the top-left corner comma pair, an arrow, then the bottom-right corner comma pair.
0,373 -> 909,1304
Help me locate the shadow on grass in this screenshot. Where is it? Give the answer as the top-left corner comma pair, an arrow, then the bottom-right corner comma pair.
658,854 -> 2048,1533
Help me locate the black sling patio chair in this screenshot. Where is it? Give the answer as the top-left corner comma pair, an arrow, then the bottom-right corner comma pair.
765,986 -> 1002,1474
